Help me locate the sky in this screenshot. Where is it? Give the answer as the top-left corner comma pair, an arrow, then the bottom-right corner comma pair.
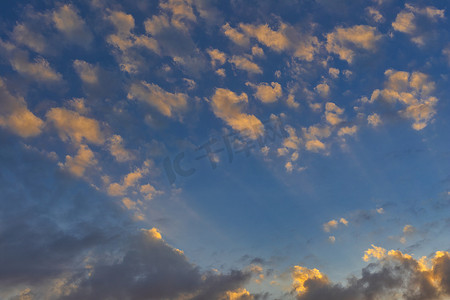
1,0 -> 450,299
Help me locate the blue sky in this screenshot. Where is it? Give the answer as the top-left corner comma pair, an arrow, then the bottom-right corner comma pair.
1,0 -> 450,299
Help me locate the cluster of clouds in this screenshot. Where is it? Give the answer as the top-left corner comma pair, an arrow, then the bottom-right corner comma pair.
0,0 -> 449,298
291,246 -> 450,300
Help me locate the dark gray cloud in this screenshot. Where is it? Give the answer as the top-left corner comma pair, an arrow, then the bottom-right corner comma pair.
294,251 -> 450,300
0,132 -> 253,299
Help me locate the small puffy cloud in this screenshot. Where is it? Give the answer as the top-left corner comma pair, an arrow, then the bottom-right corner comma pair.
12,23 -> 47,54
73,60 -> 99,84
323,219 -> 338,232
315,82 -> 330,98
367,7 -> 384,23
142,227 -> 163,240
326,25 -> 382,63
325,102 -> 344,125
223,21 -> 320,61
0,41 -> 62,82
159,0 -> 197,29
252,45 -> 264,56
46,107 -> 104,144
291,266 -> 328,295
285,161 -> 293,173
363,244 -> 387,261
367,113 -> 381,127
339,218 -> 349,226
216,68 -> 226,77
370,70 -> 438,130
222,23 -> 250,47
328,236 -> 336,243
239,23 -> 290,52
303,125 -> 331,152
392,11 -> 416,34
338,125 -> 358,136
376,207 -> 385,214
107,135 -> 135,162
127,81 -> 188,118
210,88 -> 263,139
246,82 -> 282,103
403,224 -> 415,234
207,48 -> 227,67
229,55 -> 262,74
59,144 -> 97,177
392,4 -> 445,45
286,94 -> 300,108
0,78 -> 44,138
328,67 -> 340,79
108,11 -> 160,73
52,4 -> 93,46
107,164 -> 150,197
323,217 -> 348,232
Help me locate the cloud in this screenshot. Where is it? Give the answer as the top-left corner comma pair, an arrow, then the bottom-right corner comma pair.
338,126 -> 358,136
229,55 -> 263,74
207,48 -> 227,67
59,144 -> 98,177
302,125 -> 331,152
370,70 -> 438,130
362,244 -> 387,261
59,229 -> 254,300
222,23 -> 250,47
246,82 -> 282,103
292,246 -> 450,300
315,83 -> 330,98
107,164 -> 149,197
366,7 -> 384,23
325,102 -> 344,126
107,11 -> 160,73
328,68 -> 340,79
0,78 -> 44,138
127,81 -> 188,118
367,113 -> 381,127
52,4 -> 93,46
73,60 -> 99,84
46,107 -> 105,145
12,23 -> 47,54
323,220 -> 338,232
326,25 -> 382,63
392,4 -> 445,45
210,88 -> 263,139
0,40 -> 62,82
107,135 -> 135,162
223,22 -> 320,61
